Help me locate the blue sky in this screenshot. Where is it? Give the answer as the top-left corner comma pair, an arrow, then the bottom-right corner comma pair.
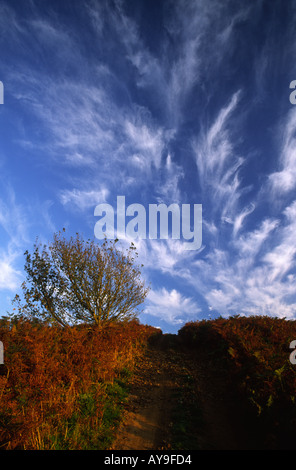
1,0 -> 296,333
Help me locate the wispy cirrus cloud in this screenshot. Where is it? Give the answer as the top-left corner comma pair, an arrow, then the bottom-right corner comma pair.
234,218 -> 279,258
0,250 -> 23,291
0,187 -> 29,291
60,188 -> 109,211
185,197 -> 296,319
2,0 -> 296,331
0,187 -> 30,248
193,90 -> 247,230
263,201 -> 296,282
4,6 -> 167,175
124,118 -> 166,170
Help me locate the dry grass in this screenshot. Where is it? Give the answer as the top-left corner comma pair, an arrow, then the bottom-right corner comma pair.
0,318 -> 157,449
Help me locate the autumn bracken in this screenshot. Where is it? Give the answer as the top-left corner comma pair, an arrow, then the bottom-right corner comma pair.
178,315 -> 296,449
0,318 -> 157,450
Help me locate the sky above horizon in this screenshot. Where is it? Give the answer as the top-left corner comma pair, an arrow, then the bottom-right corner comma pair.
1,0 -> 296,333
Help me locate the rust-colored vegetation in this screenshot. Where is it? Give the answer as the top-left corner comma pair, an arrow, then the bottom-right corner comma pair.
178,316 -> 296,449
1,314 -> 296,450
0,318 -> 157,450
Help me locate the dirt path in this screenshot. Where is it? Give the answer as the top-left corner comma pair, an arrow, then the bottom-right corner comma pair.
112,345 -> 179,450
112,336 -> 254,451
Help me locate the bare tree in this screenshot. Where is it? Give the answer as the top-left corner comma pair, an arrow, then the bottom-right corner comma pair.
13,230 -> 149,326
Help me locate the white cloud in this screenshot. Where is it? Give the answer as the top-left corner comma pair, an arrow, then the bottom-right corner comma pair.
144,287 -> 201,325
193,90 -> 245,223
0,188 -> 30,247
138,238 -> 200,277
195,90 -> 241,175
262,200 -> 296,282
232,203 -> 255,237
234,218 -> 279,257
124,119 -> 165,170
163,1 -> 250,123
0,255 -> 22,291
269,108 -> 296,194
3,0 -> 296,327
155,153 -> 184,204
60,188 -> 109,211
243,268 -> 296,319
187,198 -> 296,318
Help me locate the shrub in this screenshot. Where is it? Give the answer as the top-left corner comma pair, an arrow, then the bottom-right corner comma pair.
0,318 -> 157,449
12,231 -> 149,326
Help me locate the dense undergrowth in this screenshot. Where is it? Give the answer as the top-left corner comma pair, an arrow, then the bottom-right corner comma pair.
178,315 -> 296,449
0,318 -> 157,450
2,314 -> 296,450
